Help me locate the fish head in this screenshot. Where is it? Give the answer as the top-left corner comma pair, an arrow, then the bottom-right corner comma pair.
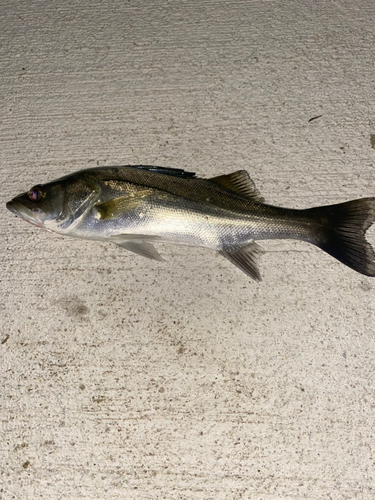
6,181 -> 66,232
6,174 -> 100,234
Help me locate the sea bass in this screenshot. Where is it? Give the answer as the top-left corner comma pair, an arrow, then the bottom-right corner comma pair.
6,166 -> 375,281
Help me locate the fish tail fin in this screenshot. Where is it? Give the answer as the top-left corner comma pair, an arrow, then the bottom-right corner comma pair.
309,197 -> 375,276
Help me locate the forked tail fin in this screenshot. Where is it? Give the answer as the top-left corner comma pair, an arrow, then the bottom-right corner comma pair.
309,198 -> 375,276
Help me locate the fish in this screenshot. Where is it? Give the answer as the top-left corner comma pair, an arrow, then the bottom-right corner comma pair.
6,165 -> 375,281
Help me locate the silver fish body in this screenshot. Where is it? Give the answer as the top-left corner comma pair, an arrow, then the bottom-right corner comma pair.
6,166 -> 375,280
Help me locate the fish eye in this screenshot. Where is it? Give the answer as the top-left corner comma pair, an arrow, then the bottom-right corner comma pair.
28,186 -> 44,202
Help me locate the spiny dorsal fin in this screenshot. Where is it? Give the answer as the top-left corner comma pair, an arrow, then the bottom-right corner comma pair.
219,242 -> 265,281
209,171 -> 264,202
130,166 -> 196,178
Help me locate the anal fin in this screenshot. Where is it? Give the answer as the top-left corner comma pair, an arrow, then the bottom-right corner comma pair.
219,242 -> 264,281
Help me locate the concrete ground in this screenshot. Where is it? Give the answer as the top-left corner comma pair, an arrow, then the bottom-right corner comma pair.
1,1 -> 375,498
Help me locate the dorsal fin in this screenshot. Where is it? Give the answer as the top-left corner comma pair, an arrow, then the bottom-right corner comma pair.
209,170 -> 264,202
130,166 -> 196,178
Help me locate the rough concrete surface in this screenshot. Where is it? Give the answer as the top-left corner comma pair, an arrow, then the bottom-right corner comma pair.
1,1 -> 375,499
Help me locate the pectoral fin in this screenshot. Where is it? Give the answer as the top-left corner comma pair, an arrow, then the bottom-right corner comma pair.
95,190 -> 152,220
110,234 -> 165,261
219,242 -> 265,281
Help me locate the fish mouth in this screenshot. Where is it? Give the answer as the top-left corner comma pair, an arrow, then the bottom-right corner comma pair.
6,200 -> 43,228
6,200 -> 23,216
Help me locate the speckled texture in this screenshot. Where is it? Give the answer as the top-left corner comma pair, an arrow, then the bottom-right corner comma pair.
1,1 -> 375,499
